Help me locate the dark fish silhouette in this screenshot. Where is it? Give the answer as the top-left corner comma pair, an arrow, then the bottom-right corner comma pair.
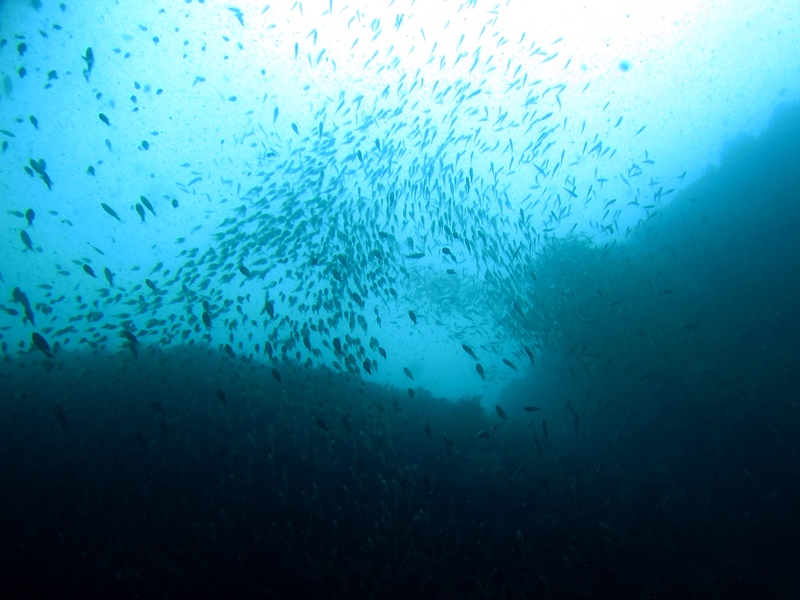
20,230 -> 33,250
524,345 -> 535,365
104,267 -> 115,287
140,196 -> 156,216
83,47 -> 94,80
32,332 -> 52,357
120,330 -> 138,343
101,203 -> 120,220
462,344 -> 477,359
12,287 -> 34,324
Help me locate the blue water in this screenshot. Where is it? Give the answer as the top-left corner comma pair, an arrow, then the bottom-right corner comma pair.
1,1 -> 799,597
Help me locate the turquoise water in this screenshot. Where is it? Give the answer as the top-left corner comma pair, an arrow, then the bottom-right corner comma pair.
2,2 -> 799,597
